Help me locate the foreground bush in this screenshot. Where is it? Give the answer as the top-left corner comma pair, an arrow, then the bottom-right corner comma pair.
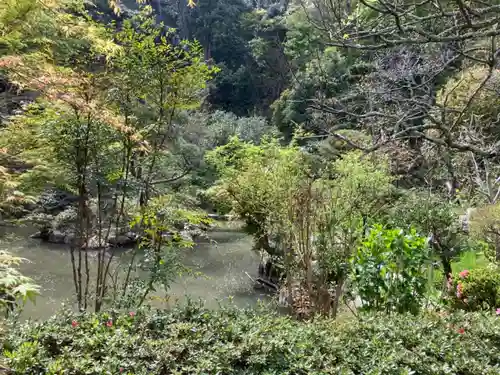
3,303 -> 500,374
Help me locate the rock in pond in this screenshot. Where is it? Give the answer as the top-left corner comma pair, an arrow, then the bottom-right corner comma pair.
30,228 -> 75,245
108,232 -> 138,247
48,230 -> 66,244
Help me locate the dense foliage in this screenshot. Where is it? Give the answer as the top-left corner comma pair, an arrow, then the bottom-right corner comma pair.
352,225 -> 432,314
2,0 -> 500,372
4,303 -> 500,374
207,138 -> 396,316
0,1 -> 220,314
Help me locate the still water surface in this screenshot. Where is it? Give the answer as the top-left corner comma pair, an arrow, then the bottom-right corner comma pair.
0,223 -> 269,320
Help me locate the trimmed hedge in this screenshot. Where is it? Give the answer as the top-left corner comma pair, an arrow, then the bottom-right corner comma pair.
3,303 -> 500,374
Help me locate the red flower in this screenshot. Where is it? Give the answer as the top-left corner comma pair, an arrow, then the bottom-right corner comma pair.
459,269 -> 469,279
71,320 -> 78,328
129,311 -> 135,318
457,328 -> 465,334
106,320 -> 113,327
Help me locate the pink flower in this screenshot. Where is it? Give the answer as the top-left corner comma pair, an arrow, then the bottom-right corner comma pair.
457,328 -> 465,334
496,308 -> 500,316
129,311 -> 135,318
71,320 -> 78,328
119,368 -> 124,373
106,320 -> 113,327
459,270 -> 469,279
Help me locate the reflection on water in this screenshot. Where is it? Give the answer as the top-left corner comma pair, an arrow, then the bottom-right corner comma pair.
0,223 -> 270,320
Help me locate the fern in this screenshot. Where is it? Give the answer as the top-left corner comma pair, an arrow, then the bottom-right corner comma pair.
0,251 -> 39,315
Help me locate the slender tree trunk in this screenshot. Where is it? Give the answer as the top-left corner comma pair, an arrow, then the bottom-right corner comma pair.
84,250 -> 90,310
495,235 -> 500,262
138,236 -> 163,308
98,144 -> 133,310
94,181 -> 104,312
285,245 -> 294,308
71,109 -> 91,311
332,278 -> 344,319
70,246 -> 80,310
77,178 -> 86,310
441,255 -> 453,280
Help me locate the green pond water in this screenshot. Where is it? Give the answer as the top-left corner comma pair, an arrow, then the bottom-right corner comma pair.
0,223 -> 270,320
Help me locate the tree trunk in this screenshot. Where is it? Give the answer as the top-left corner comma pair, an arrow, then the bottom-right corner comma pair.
441,255 -> 453,280
332,278 -> 344,319
495,235 -> 500,262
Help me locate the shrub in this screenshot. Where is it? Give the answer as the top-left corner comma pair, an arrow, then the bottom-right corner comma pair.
351,225 -> 432,314
389,189 -> 468,278
446,265 -> 500,311
3,303 -> 500,374
0,251 -> 39,317
207,139 -> 394,317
